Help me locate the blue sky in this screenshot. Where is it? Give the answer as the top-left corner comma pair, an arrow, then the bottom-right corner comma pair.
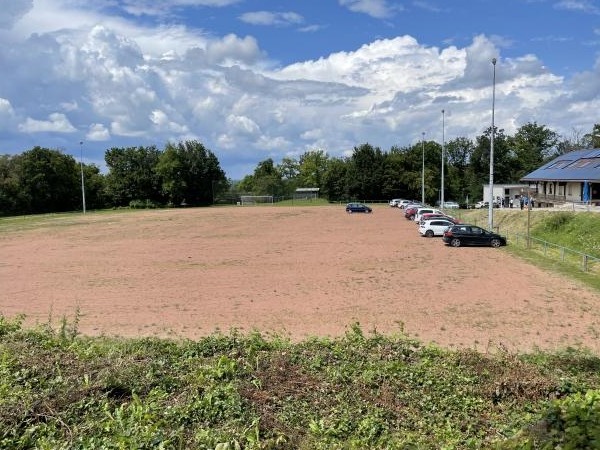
1,0 -> 599,179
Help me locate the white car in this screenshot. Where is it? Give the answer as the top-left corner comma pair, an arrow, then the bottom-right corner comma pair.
389,198 -> 403,207
397,199 -> 414,209
441,201 -> 460,209
419,218 -> 455,237
413,208 -> 443,222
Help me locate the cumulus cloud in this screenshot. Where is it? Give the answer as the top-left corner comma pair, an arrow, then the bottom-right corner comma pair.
1,0 -> 600,179
18,113 -> 77,133
0,0 -> 33,29
87,123 -> 111,141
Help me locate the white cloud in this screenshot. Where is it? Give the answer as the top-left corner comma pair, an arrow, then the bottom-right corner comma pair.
239,11 -> 304,26
0,0 -> 32,29
1,0 -> 600,180
87,123 -> 111,141
338,0 -> 398,18
555,0 -> 600,14
18,113 -> 77,133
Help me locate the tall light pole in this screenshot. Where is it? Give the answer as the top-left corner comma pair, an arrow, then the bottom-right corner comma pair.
441,109 -> 445,208
421,132 -> 425,204
79,141 -> 86,214
488,58 -> 497,230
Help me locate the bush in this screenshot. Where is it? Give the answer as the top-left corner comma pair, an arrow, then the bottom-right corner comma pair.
129,199 -> 160,209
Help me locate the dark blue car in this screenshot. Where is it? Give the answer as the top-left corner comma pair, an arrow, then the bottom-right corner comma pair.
346,203 -> 372,213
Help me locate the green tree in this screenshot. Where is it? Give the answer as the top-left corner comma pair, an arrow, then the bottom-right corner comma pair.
445,137 -> 474,204
156,140 -> 228,206
510,122 -> 559,179
104,146 -> 163,206
277,156 -> 300,197
0,155 -> 23,215
297,150 -> 329,190
583,123 -> 600,148
347,143 -> 385,200
248,158 -> 285,197
323,157 -> 349,201
17,147 -> 80,214
381,148 -> 409,200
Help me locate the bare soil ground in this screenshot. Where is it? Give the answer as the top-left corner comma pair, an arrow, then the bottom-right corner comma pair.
2,205 -> 599,352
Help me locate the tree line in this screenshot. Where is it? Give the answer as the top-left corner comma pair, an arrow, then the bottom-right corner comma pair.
1,122 -> 599,216
236,122 -> 600,203
0,141 -> 227,215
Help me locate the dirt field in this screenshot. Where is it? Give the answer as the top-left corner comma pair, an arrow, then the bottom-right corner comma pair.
2,205 -> 600,352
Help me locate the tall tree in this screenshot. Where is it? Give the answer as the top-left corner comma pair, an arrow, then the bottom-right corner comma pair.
17,147 -> 80,214
297,150 -> 329,189
156,140 -> 228,206
248,158 -> 285,197
323,157 -> 349,201
445,137 -> 474,204
347,143 -> 385,200
0,155 -> 23,215
510,122 -> 559,179
104,146 -> 163,206
584,123 -> 600,148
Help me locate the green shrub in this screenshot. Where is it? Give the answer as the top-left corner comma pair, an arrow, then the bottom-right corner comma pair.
129,199 -> 160,209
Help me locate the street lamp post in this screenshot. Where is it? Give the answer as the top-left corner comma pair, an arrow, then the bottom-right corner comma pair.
488,58 -> 497,231
79,141 -> 86,214
441,109 -> 445,209
527,185 -> 531,249
421,132 -> 425,204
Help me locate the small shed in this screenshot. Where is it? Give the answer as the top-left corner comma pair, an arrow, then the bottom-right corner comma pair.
294,187 -> 320,200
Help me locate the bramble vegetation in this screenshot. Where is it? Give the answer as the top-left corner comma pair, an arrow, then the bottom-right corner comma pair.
1,317 -> 600,449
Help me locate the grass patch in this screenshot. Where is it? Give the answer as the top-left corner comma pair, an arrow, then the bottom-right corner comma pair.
456,209 -> 600,291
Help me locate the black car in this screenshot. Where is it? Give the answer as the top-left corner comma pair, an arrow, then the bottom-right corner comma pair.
346,202 -> 372,213
442,224 -> 507,248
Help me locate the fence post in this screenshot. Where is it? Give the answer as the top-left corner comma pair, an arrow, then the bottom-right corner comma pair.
583,255 -> 588,272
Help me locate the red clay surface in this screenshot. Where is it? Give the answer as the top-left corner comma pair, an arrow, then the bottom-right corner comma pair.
2,205 -> 600,352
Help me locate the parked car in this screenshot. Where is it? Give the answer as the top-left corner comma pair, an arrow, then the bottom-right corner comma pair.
474,200 -> 499,209
404,206 -> 421,220
413,208 -> 444,222
346,202 -> 372,213
442,225 -> 507,248
441,201 -> 460,209
397,199 -> 415,209
419,219 -> 455,237
389,198 -> 403,207
419,213 -> 462,225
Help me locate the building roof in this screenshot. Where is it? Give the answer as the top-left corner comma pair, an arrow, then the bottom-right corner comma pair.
520,148 -> 600,182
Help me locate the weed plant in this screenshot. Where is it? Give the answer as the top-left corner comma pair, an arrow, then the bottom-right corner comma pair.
1,318 -> 600,449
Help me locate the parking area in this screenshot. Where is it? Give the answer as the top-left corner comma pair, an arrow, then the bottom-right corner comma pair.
1,205 -> 600,352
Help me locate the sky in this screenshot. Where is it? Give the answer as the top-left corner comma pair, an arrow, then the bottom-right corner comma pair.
1,0 -> 599,179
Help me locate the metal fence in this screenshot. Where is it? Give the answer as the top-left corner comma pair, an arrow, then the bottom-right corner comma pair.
509,233 -> 600,273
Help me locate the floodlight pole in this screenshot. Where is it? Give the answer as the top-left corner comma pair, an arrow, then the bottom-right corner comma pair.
441,110 -> 445,209
488,58 -> 497,231
79,141 -> 86,214
421,132 -> 425,204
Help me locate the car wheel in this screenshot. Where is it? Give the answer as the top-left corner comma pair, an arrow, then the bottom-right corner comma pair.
425,230 -> 434,237
450,238 -> 461,247
490,238 -> 502,248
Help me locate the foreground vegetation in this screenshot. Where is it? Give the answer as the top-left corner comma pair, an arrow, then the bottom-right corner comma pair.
2,317 -> 600,449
